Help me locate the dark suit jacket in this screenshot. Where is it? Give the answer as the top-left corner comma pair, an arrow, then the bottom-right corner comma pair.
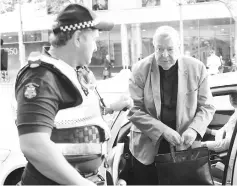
128,54 -> 215,165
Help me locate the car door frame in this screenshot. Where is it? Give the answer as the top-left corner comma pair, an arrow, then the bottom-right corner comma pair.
222,116 -> 237,185
211,84 -> 237,185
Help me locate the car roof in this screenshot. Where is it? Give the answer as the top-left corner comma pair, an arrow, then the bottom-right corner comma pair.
209,72 -> 237,88
209,72 -> 237,96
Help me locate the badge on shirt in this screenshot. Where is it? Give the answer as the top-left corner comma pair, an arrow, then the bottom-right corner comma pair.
24,83 -> 39,99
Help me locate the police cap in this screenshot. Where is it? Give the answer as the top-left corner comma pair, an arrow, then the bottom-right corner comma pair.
52,3 -> 114,34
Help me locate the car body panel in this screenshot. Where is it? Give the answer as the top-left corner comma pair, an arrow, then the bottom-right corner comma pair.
0,86 -> 27,185
209,72 -> 237,89
0,150 -> 27,185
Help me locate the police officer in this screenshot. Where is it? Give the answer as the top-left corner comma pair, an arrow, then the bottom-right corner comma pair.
15,4 -> 132,185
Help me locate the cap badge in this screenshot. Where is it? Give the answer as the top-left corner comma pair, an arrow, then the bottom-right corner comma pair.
24,83 -> 39,99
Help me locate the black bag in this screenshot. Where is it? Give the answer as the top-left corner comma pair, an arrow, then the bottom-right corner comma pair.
155,146 -> 214,185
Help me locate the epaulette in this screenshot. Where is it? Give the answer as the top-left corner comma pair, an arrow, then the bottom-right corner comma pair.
28,51 -> 42,68
15,52 -> 43,89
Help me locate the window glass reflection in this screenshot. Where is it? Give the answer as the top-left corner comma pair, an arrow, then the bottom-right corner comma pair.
92,0 -> 108,11
142,0 -> 160,7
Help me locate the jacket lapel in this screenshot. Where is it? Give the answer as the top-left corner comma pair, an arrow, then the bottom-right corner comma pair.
176,57 -> 188,132
150,56 -> 162,119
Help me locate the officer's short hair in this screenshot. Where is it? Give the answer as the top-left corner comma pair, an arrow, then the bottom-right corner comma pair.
49,31 -> 75,48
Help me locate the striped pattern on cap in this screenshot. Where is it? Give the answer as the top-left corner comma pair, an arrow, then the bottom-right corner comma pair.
59,19 -> 99,32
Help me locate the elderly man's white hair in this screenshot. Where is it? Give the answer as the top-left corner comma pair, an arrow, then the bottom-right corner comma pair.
153,25 -> 180,47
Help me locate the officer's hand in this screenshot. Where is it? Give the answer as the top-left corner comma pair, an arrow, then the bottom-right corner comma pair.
163,127 -> 182,146
110,94 -> 133,111
181,128 -> 197,149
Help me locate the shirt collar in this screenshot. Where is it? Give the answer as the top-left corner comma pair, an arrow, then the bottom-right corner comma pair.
159,60 -> 178,78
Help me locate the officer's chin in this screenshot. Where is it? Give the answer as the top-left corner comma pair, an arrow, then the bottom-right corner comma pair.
86,60 -> 91,66
80,58 -> 91,67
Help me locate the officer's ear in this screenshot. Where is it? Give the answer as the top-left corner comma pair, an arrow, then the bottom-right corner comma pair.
73,30 -> 82,47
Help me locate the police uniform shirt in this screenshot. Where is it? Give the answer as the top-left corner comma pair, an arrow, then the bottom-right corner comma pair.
15,56 -> 82,135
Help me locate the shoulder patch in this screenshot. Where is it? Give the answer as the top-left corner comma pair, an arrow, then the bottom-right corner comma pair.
24,83 -> 39,99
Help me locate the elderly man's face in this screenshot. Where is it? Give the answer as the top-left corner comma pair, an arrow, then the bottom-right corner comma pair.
154,35 -> 179,70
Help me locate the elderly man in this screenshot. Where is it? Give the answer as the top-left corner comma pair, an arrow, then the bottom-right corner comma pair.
127,25 -> 215,185
15,4 -> 132,185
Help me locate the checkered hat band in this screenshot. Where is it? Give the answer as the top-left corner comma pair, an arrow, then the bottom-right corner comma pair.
60,20 -> 96,32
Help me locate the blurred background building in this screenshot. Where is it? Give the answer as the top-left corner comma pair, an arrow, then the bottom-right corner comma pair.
0,0 -> 236,79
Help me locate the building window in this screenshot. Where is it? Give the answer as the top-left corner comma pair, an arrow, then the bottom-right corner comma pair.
24,31 -> 42,42
186,0 -> 217,4
142,0 -> 160,7
46,0 -> 88,14
92,0 -> 108,11
1,33 -> 18,44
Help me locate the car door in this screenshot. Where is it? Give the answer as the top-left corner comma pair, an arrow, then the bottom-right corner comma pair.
207,73 -> 237,185
204,74 -> 237,142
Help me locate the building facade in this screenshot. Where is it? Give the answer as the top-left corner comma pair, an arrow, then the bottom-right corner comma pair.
0,0 -> 236,79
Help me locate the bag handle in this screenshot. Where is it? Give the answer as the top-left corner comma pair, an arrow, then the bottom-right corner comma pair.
169,144 -> 193,163
169,145 -> 176,163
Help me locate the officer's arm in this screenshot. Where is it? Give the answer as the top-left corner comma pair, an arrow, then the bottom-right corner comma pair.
19,130 -> 92,185
101,94 -> 133,115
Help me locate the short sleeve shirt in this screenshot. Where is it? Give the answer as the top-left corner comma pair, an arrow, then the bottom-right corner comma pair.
15,65 -> 82,133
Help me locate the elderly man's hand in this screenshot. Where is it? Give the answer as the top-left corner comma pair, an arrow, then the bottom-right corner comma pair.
181,128 -> 197,149
110,94 -> 133,111
163,127 -> 182,146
